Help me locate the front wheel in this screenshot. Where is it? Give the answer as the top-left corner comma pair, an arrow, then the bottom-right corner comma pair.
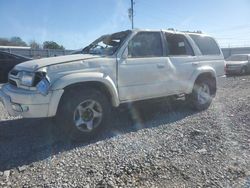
187,79 -> 214,111
54,88 -> 111,141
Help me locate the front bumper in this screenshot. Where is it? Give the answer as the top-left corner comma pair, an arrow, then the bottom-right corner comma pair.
225,66 -> 242,74
0,84 -> 64,118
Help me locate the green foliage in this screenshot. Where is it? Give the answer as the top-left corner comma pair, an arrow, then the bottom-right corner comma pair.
0,37 -> 65,50
10,37 -> 28,46
0,36 -> 27,46
43,41 -> 65,50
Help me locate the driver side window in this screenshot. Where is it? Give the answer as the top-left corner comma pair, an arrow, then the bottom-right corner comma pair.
128,32 -> 163,58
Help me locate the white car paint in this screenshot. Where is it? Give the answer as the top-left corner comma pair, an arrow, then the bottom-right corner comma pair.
0,29 -> 225,118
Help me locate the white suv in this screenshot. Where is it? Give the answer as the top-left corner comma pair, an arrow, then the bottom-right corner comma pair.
0,29 -> 225,139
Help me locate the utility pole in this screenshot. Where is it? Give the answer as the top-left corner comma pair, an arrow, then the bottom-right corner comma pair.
131,0 -> 134,29
128,0 -> 134,29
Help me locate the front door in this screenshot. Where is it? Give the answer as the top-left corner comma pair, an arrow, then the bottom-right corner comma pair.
118,31 -> 172,101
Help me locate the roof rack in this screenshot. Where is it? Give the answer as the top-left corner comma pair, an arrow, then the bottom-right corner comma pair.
166,28 -> 203,34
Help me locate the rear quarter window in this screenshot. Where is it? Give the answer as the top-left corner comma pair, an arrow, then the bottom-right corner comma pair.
190,35 -> 221,55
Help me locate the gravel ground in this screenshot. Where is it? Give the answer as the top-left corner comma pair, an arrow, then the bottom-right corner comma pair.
0,76 -> 250,187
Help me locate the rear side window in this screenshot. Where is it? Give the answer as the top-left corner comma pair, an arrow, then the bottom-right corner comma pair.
128,32 -> 163,58
190,35 -> 221,55
165,33 -> 194,56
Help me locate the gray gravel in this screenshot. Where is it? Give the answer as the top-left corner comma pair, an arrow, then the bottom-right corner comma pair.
0,76 -> 250,187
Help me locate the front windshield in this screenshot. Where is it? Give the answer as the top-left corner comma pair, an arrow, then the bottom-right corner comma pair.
227,55 -> 248,61
82,30 -> 131,56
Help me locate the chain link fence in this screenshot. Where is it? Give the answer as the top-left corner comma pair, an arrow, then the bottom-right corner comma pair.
0,48 -> 74,58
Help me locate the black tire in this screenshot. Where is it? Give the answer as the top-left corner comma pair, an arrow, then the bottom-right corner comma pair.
54,87 -> 111,141
186,78 -> 214,111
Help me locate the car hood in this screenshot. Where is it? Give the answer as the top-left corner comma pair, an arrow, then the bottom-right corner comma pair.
15,54 -> 101,71
226,60 -> 248,65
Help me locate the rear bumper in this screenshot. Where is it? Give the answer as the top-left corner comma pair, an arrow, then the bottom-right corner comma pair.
0,84 -> 63,118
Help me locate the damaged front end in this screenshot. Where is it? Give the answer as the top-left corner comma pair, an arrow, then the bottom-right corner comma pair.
1,67 -> 63,118
35,71 -> 51,96
8,68 -> 51,96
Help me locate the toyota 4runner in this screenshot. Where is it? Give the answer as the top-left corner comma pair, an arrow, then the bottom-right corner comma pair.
0,29 -> 225,139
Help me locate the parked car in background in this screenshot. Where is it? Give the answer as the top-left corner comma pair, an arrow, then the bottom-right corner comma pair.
225,54 -> 250,75
0,51 -> 31,83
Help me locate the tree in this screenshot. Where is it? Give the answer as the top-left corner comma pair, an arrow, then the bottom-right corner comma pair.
0,38 -> 10,46
0,37 -> 27,46
43,41 -> 65,50
29,40 -> 41,49
9,37 -> 28,46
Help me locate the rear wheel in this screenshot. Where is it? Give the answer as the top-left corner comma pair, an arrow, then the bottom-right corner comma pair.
54,88 -> 111,141
187,78 -> 214,111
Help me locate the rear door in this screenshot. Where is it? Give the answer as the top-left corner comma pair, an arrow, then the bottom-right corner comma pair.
163,32 -> 198,93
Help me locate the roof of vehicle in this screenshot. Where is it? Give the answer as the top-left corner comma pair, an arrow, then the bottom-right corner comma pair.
130,28 -> 211,37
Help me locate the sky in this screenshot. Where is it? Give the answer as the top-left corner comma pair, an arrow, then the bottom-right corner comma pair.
0,0 -> 250,49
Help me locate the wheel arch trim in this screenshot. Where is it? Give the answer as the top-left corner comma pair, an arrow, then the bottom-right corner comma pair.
187,66 -> 217,93
50,72 -> 120,107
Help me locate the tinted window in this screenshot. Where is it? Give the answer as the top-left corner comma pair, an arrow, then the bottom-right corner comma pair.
190,35 -> 221,55
128,32 -> 163,58
165,33 -> 194,56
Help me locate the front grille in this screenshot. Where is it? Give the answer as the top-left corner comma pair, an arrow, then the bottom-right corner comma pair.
227,64 -> 241,68
9,79 -> 17,87
8,69 -> 19,87
8,70 -> 43,88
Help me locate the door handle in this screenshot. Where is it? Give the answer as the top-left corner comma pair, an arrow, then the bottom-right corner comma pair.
157,63 -> 165,68
192,62 -> 199,66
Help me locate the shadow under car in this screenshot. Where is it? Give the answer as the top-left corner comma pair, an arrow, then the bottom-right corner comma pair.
0,97 -> 196,171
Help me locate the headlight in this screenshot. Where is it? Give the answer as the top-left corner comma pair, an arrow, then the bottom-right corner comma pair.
36,77 -> 51,95
20,71 -> 35,86
35,69 -> 51,95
